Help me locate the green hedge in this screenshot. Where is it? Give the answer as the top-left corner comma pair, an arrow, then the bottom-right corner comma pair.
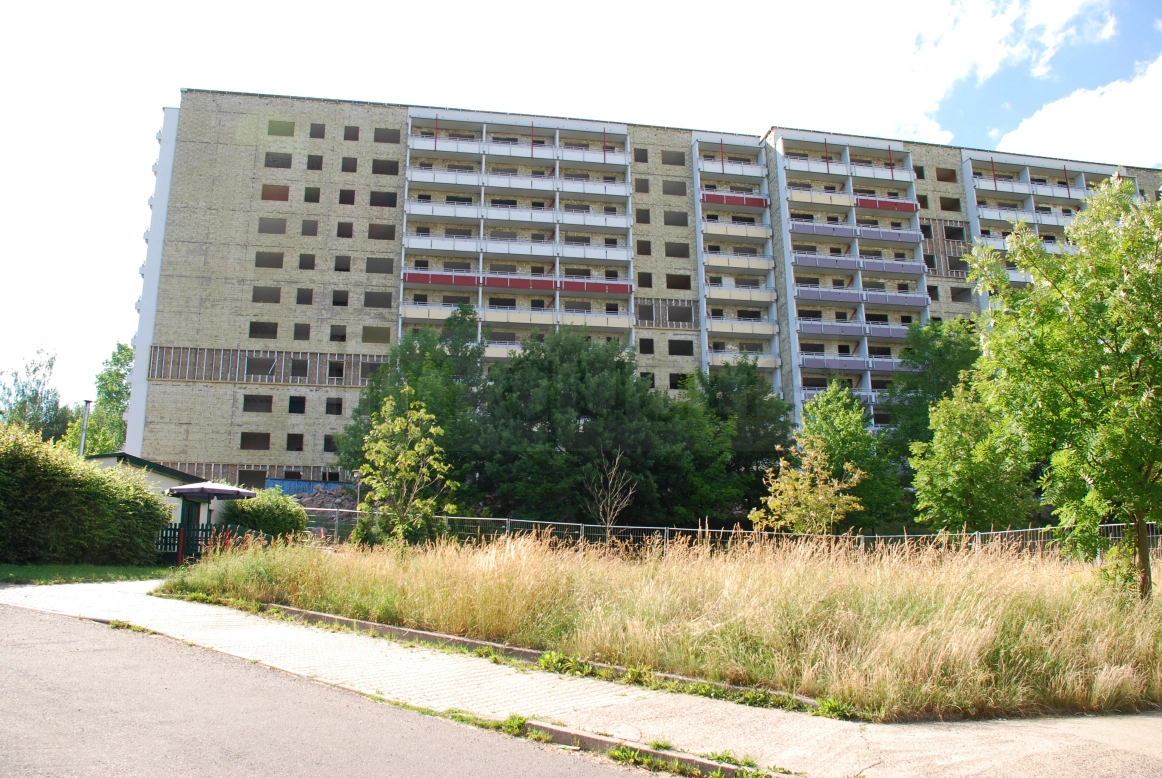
0,424 -> 173,565
217,487 -> 307,537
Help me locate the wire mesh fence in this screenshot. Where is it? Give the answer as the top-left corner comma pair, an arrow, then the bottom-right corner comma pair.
297,508 -> 1160,556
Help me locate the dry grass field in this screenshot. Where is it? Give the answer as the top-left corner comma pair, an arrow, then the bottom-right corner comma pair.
160,537 -> 1162,721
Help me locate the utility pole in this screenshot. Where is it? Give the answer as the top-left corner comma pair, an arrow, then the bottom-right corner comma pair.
78,400 -> 92,456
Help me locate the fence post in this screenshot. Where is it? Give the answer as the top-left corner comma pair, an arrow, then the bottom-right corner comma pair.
177,527 -> 185,565
334,509 -> 339,542
505,517 -> 511,538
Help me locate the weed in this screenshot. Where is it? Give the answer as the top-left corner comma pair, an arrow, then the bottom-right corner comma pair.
650,739 -> 674,751
0,564 -> 170,585
501,714 -> 528,736
526,728 -> 553,743
538,651 -> 593,676
473,646 -> 504,663
608,745 -> 707,777
108,620 -> 155,634
813,696 -> 858,721
701,751 -> 757,768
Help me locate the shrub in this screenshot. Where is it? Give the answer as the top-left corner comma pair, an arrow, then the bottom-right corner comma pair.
217,487 -> 307,537
0,423 -> 172,565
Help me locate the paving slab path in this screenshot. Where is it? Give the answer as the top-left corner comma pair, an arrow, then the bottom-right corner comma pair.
1,580 -> 1158,778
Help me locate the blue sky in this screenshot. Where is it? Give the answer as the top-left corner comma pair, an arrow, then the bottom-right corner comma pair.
1,0 -> 1160,403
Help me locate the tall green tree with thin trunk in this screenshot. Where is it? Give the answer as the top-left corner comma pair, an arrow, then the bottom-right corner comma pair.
63,343 -> 133,455
971,177 -> 1162,597
0,350 -> 74,442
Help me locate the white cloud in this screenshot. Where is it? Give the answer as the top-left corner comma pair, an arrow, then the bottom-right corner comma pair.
998,52 -> 1162,167
988,128 -> 1003,139
1098,14 -> 1117,40
0,0 -> 1127,401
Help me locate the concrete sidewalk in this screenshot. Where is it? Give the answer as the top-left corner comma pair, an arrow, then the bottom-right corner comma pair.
1,581 -> 1158,778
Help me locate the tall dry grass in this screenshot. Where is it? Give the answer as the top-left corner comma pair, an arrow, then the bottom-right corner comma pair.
161,536 -> 1162,721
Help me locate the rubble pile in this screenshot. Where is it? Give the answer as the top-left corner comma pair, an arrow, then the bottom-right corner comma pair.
294,485 -> 358,510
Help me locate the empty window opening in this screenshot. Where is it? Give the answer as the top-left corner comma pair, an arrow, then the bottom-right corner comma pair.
286,434 -> 304,452
339,189 -> 356,205
364,291 -> 392,308
290,359 -> 308,377
332,290 -> 349,306
304,187 -> 320,203
662,180 -> 687,196
668,339 -> 694,356
330,325 -> 347,343
366,257 -> 393,274
635,208 -> 651,224
245,357 -> 275,376
344,126 -> 360,141
635,178 -> 650,193
296,288 -> 313,305
363,326 -> 392,344
939,197 -> 961,212
951,287 -> 973,303
334,256 -> 351,271
309,123 -> 325,139
252,286 -> 281,303
668,305 -> 693,324
664,211 -> 688,227
662,151 -> 686,166
368,224 -> 395,240
337,222 -> 353,238
326,397 -> 343,415
935,167 -> 957,183
243,395 -> 273,413
639,338 -> 655,354
666,273 -> 692,290
301,219 -> 319,236
264,152 -> 292,169
665,242 -> 690,258
943,225 -> 966,241
240,432 -> 270,451
293,323 -> 310,340
668,373 -> 688,390
261,184 -> 290,201
341,157 -> 357,173
634,148 -> 649,163
268,120 -> 294,137
370,191 -> 396,207
307,155 -> 323,170
360,362 -> 381,380
372,159 -> 399,175
323,435 -> 338,453
255,252 -> 284,269
288,396 -> 306,414
299,254 -> 316,270
248,322 -> 278,339
258,217 -> 287,234
374,127 -> 400,143
927,285 -> 940,301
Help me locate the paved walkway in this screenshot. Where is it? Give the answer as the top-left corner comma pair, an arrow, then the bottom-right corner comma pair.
1,581 -> 1159,778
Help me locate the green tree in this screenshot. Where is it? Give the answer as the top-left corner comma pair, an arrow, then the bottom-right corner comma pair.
880,319 -> 980,465
337,305 -> 483,479
352,391 -> 459,545
62,343 -> 134,455
0,350 -> 74,442
909,382 -> 1035,532
970,177 -> 1162,596
799,382 -> 909,530
747,434 -> 865,534
692,358 -> 794,501
217,486 -> 308,536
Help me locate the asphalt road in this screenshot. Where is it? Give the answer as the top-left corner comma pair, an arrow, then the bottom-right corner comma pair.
0,604 -> 626,778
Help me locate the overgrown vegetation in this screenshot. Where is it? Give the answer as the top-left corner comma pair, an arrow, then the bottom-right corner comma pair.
0,423 -> 171,564
0,563 -> 169,584
217,486 -> 308,537
161,537 -> 1162,721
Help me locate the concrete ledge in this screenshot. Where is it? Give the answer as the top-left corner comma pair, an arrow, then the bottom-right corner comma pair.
524,720 -> 753,777
264,602 -> 816,710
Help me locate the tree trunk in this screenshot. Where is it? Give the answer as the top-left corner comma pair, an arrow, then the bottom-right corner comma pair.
1136,512 -> 1152,599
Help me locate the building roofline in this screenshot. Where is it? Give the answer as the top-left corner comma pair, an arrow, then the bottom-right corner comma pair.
86,452 -> 201,484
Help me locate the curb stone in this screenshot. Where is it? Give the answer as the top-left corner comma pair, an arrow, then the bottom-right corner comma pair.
264,603 -> 817,709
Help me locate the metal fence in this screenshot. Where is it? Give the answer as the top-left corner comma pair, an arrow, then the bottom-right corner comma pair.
297,508 -> 1161,555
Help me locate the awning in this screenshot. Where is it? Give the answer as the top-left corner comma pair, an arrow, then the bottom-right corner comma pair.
166,482 -> 257,502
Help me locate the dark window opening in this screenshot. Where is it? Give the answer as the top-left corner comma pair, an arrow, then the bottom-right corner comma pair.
242,395 -> 273,413
264,152 -> 292,169
309,123 -> 325,139
343,126 -> 360,141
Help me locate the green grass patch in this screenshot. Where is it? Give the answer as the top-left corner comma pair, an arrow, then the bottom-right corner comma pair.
0,564 -> 170,585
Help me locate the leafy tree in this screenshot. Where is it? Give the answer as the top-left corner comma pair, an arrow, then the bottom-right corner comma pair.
62,343 -> 134,455
909,382 -> 1035,532
352,391 -> 459,545
472,330 -> 736,525
692,358 -> 794,500
0,350 -> 74,442
337,306 -> 483,478
970,178 -> 1162,596
880,319 -> 980,465
217,486 -> 308,536
800,382 -> 908,530
748,434 -> 865,534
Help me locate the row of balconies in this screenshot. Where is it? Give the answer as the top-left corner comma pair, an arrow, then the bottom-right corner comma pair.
700,190 -> 770,209
697,158 -> 766,178
406,167 -> 630,197
787,219 -> 922,245
977,206 -> 1074,227
794,284 -> 929,309
702,220 -> 772,241
798,353 -> 911,372
978,235 -> 1077,256
783,156 -> 915,183
796,318 -> 910,340
972,174 -> 1090,202
791,251 -> 926,278
405,200 -> 630,230
704,283 -> 776,304
787,188 -> 919,213
409,135 -> 629,166
402,269 -> 632,296
403,234 -> 631,263
703,250 -> 774,272
801,386 -> 888,404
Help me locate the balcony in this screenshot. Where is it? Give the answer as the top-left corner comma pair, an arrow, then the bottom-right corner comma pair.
802,387 -> 887,405
702,251 -> 774,272
706,317 -> 777,337
857,224 -> 923,244
794,284 -> 862,305
862,289 -> 929,309
702,219 -> 772,241
481,308 -> 556,327
798,354 -> 911,372
406,167 -> 630,197
789,219 -> 857,240
708,351 -> 779,370
400,302 -> 460,322
557,311 -> 634,331
701,190 -> 770,209
794,284 -> 928,309
1006,267 -> 1033,286
404,234 -> 631,263
404,270 -> 632,296
854,195 -> 919,213
406,200 -> 631,230
783,156 -> 850,177
787,189 -> 855,208
698,158 -> 766,178
484,343 -> 522,360
704,284 -> 776,304
797,318 -> 910,340
792,252 -> 925,277
408,135 -> 629,166
558,277 -> 634,296
972,175 -> 1086,201
849,160 -> 914,183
